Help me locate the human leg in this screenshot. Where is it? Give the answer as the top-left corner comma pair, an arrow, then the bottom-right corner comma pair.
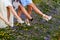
18,4 -> 33,20
0,13 -> 12,26
7,6 -> 24,23
28,2 -> 52,21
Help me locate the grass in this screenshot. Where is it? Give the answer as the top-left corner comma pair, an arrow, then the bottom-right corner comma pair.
0,0 -> 60,40
0,12 -> 60,40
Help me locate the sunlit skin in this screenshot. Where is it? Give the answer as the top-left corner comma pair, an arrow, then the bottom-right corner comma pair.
0,12 -> 11,26
18,1 -> 51,22
7,6 -> 24,22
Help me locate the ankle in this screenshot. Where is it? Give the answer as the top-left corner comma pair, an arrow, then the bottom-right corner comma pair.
29,18 -> 33,21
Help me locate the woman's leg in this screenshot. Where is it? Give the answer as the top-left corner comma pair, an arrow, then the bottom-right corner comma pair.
17,6 -> 22,17
0,13 -> 12,26
7,6 -> 24,23
27,2 -> 52,21
17,4 -> 33,26
27,5 -> 32,15
25,5 -> 33,26
28,3 -> 45,16
7,7 -> 10,21
18,4 -> 33,20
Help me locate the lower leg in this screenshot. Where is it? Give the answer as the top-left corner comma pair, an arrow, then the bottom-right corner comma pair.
17,6 -> 22,17
7,7 -> 10,21
25,5 -> 33,26
27,5 -> 32,15
0,13 -> 11,26
29,3 -> 46,17
19,5 -> 32,20
27,5 -> 33,21
28,3 -> 52,21
8,6 -> 24,23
